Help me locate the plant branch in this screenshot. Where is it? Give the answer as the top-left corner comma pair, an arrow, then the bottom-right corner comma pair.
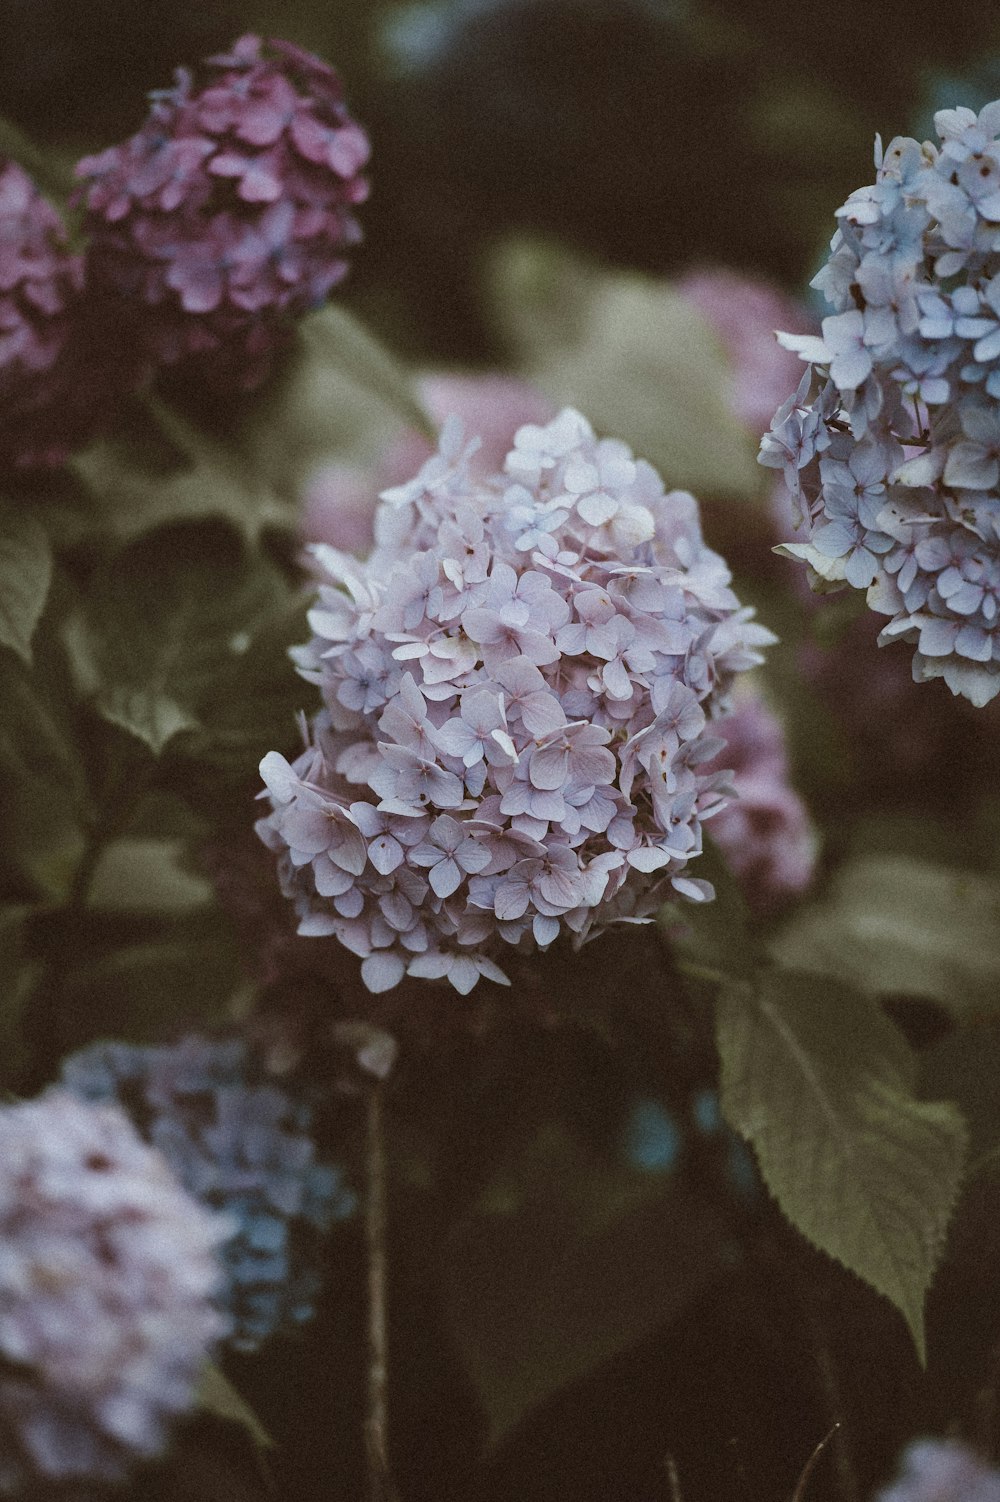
365,1080 -> 399,1502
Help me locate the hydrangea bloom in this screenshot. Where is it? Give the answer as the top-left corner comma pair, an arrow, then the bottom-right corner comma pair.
761,101 -> 1000,706
61,1035 -> 357,1352
875,1440 -> 1000,1502
0,1090 -> 228,1493
0,158 -> 103,469
76,34 -> 370,390
257,407 -> 774,995
302,372 -> 557,555
704,695 -> 816,914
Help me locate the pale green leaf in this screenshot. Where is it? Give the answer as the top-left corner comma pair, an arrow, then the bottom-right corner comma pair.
717,969 -> 967,1361
769,855 -> 1000,1016
0,506 -> 52,665
486,238 -> 763,499
197,1362 -> 273,1450
96,686 -> 199,757
88,837 -> 213,914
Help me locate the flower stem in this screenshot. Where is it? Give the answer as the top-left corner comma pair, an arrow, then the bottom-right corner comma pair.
365,1080 -> 400,1502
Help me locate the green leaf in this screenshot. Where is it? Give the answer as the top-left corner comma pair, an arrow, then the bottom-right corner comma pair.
88,837 -> 213,915
299,304 -> 433,441
0,627 -> 90,903
51,908 -> 244,1050
0,905 -> 41,1087
445,1121 -> 732,1447
769,854 -> 1000,1017
197,1363 -> 274,1451
77,519 -> 292,758
717,969 -> 967,1361
0,505 -> 52,665
486,238 -> 763,499
73,397 -> 289,541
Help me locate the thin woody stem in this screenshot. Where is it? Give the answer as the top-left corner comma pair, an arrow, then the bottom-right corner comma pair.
791,1425 -> 841,1502
365,1081 -> 399,1502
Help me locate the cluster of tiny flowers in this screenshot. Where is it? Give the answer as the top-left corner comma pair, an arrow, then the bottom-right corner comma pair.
61,1035 -> 357,1352
0,159 -> 92,470
761,100 -> 1000,706
705,696 -> 816,914
257,407 -> 774,995
0,1091 -> 228,1493
76,34 -> 370,390
874,1440 -> 1000,1502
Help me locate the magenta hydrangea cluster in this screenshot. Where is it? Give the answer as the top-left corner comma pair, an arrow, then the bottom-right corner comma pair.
0,1091 -> 229,1493
0,158 -> 91,469
76,34 -> 370,390
761,101 -> 1000,706
256,408 -> 774,995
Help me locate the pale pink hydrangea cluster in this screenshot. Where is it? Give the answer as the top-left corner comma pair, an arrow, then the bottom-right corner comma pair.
257,408 -> 774,995
0,1092 -> 228,1493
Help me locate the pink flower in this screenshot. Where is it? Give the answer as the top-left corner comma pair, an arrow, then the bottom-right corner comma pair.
0,159 -> 130,469
76,35 -> 369,391
258,407 -> 775,994
704,695 -> 816,914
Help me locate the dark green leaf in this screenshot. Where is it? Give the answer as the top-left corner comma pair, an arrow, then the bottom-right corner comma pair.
0,631 -> 90,903
78,519 -> 293,758
0,504 -> 52,665
445,1121 -> 732,1446
717,969 -> 967,1361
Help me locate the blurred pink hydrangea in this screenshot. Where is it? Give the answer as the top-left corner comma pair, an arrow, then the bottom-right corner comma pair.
301,372 -> 557,554
704,694 -> 816,913
76,34 -> 369,391
678,267 -> 814,439
0,158 -> 116,469
257,406 -> 775,995
0,1091 -> 229,1492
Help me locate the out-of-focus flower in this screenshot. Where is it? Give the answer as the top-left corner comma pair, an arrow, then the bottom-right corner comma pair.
76,34 -> 369,391
761,102 -> 1000,706
875,1440 -> 1000,1502
0,1090 -> 228,1493
301,371 -> 557,553
61,1034 -> 356,1352
704,695 -> 817,914
0,158 -> 121,469
257,406 -> 775,996
678,268 -> 813,439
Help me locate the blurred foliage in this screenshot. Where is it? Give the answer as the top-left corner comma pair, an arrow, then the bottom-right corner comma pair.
5,5 -> 1000,1500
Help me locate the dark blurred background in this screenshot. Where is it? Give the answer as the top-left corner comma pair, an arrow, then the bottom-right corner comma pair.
4,0 -> 999,362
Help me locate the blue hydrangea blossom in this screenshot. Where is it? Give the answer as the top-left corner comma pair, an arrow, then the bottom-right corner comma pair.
257,407 -> 774,995
61,1035 -> 357,1352
761,101 -> 1000,706
875,1440 -> 1000,1502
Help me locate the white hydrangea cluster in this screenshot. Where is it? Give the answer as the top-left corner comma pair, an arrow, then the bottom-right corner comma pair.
0,1091 -> 229,1493
761,101 -> 1000,705
257,407 -> 773,994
